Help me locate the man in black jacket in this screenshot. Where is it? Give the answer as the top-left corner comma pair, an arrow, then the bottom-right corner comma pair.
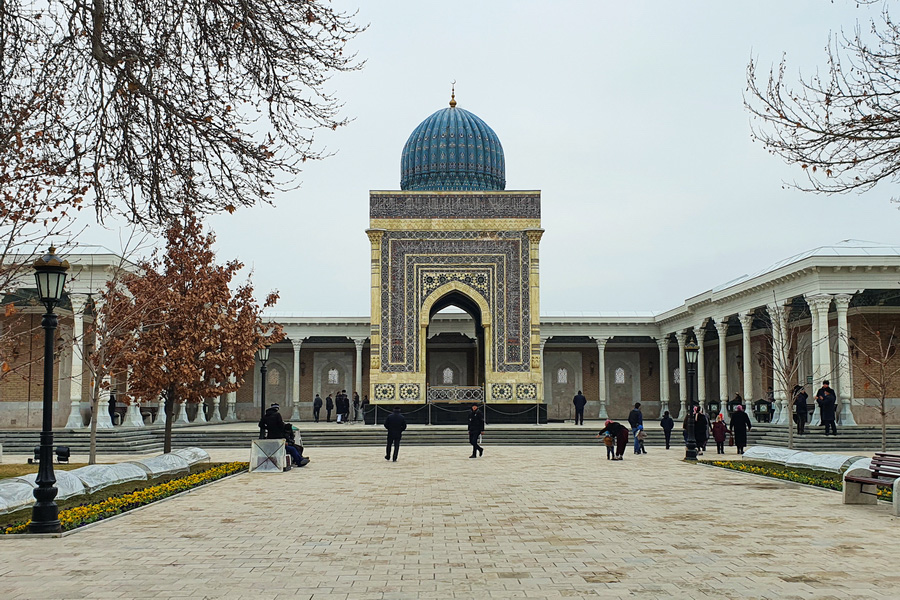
325,394 -> 334,422
383,407 -> 407,462
573,391 -> 587,425
816,380 -> 838,436
313,394 -> 323,423
468,405 -> 485,458
259,404 -> 285,439
793,385 -> 808,435
628,403 -> 643,454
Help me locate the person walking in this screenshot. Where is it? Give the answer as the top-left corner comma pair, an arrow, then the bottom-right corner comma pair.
660,410 -> 674,449
468,405 -> 485,458
816,380 -> 838,436
628,403 -> 644,454
325,394 -> 334,422
694,407 -> 710,456
597,420 -> 629,460
792,385 -> 808,435
313,394 -> 323,423
383,407 -> 407,462
729,404 -> 752,455
573,390 -> 587,425
712,414 -> 728,454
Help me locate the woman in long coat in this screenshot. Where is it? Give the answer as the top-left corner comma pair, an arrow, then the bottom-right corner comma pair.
597,420 -> 629,460
729,404 -> 752,454
711,414 -> 728,454
694,408 -> 710,456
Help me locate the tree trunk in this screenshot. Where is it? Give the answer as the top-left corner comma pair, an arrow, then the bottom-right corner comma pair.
89,383 -> 100,465
881,396 -> 887,453
163,386 -> 175,453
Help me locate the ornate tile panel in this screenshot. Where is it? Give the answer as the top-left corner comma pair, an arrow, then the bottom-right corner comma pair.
370,193 -> 540,220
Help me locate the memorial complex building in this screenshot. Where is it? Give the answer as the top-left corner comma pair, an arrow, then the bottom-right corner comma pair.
2,96 -> 900,428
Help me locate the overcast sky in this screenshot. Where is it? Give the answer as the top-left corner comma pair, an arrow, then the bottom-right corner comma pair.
79,1 -> 899,316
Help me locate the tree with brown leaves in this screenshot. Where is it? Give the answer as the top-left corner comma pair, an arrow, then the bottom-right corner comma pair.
1,0 -> 363,226
126,213 -> 282,452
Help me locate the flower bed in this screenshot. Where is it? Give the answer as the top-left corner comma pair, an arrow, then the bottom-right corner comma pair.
4,461 -> 247,534
704,460 -> 894,501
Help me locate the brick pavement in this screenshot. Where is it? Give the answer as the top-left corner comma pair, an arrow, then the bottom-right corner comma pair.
0,445 -> 897,599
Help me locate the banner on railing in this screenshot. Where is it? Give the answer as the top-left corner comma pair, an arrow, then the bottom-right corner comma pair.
426,386 -> 485,403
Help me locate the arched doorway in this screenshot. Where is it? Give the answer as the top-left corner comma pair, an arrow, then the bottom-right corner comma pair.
424,291 -> 485,390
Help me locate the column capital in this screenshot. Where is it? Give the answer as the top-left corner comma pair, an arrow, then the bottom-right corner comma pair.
805,293 -> 834,312
737,311 -> 753,329
655,335 -> 670,350
290,338 -> 304,351
833,293 -> 852,310
694,323 -> 707,342
69,294 -> 89,315
593,336 -> 610,350
365,228 -> 386,244
675,329 -> 687,346
714,317 -> 729,335
351,337 -> 367,350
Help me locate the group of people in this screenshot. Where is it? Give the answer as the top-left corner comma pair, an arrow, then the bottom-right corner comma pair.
792,380 -> 838,436
258,403 -> 309,467
313,391 -> 365,423
598,401 -> 755,460
382,404 -> 485,462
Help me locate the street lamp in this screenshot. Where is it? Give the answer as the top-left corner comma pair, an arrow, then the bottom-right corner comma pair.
684,340 -> 699,462
257,346 -> 270,439
29,247 -> 70,534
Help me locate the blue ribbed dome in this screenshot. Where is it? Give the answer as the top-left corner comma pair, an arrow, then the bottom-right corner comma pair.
400,104 -> 506,191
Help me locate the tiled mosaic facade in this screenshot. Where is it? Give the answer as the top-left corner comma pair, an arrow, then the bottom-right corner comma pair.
368,190 -> 544,403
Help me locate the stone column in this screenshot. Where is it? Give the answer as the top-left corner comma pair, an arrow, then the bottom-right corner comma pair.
65,296 -> 88,429
595,337 -> 609,419
695,322 -> 707,413
716,319 -> 729,419
675,330 -> 688,418
656,336 -> 670,418
291,339 -> 303,421
209,395 -> 223,423
194,398 -> 208,423
175,401 -> 190,424
807,294 -> 834,426
225,374 -> 237,422
767,302 -> 786,425
834,294 -> 857,425
738,311 -> 755,423
807,296 -> 822,426
123,367 -> 145,427
154,395 -> 167,426
353,337 -> 366,421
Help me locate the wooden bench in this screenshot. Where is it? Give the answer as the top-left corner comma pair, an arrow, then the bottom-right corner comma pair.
843,452 -> 900,517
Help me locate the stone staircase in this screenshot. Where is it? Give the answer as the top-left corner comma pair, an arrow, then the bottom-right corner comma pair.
1,423 -> 897,454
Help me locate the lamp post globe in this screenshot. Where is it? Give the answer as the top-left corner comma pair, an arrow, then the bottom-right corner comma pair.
29,247 -> 70,534
684,340 -> 699,462
257,346 -> 270,440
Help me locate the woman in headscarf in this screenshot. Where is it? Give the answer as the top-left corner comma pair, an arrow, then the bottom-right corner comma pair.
729,404 -> 752,454
597,420 -> 629,460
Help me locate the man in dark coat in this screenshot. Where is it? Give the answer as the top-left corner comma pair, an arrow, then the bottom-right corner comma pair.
259,404 -> 285,439
660,410 -> 675,449
468,405 -> 485,458
729,405 -> 752,454
628,403 -> 643,454
572,391 -> 587,425
313,394 -> 323,423
793,385 -> 808,435
383,406 -> 407,462
325,394 -> 334,422
816,380 -> 838,436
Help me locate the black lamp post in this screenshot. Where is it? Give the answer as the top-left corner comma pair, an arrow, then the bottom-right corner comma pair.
29,247 -> 69,534
684,340 -> 699,462
257,346 -> 270,439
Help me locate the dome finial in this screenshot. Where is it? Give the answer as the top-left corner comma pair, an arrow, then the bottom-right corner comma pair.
449,80 -> 457,108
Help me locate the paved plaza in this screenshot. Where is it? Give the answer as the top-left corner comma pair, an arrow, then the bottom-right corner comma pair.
0,444 -> 897,599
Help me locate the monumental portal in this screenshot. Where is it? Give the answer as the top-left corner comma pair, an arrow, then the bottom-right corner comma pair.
366,93 -> 546,423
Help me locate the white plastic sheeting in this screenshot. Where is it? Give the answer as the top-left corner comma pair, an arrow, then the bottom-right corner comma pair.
784,451 -> 866,473
249,440 -> 285,473
127,454 -> 191,478
16,470 -> 86,500
0,481 -> 38,515
171,447 -> 210,466
69,463 -> 148,494
742,447 -> 802,465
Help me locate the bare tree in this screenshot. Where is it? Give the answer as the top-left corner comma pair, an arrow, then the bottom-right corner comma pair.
745,3 -> 900,197
848,316 -> 899,451
1,0 -> 363,226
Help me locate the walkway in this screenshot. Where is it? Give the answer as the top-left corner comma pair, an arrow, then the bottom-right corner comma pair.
0,446 -> 896,599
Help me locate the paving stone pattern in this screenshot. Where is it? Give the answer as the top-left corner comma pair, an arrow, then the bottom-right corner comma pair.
0,446 -> 897,599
